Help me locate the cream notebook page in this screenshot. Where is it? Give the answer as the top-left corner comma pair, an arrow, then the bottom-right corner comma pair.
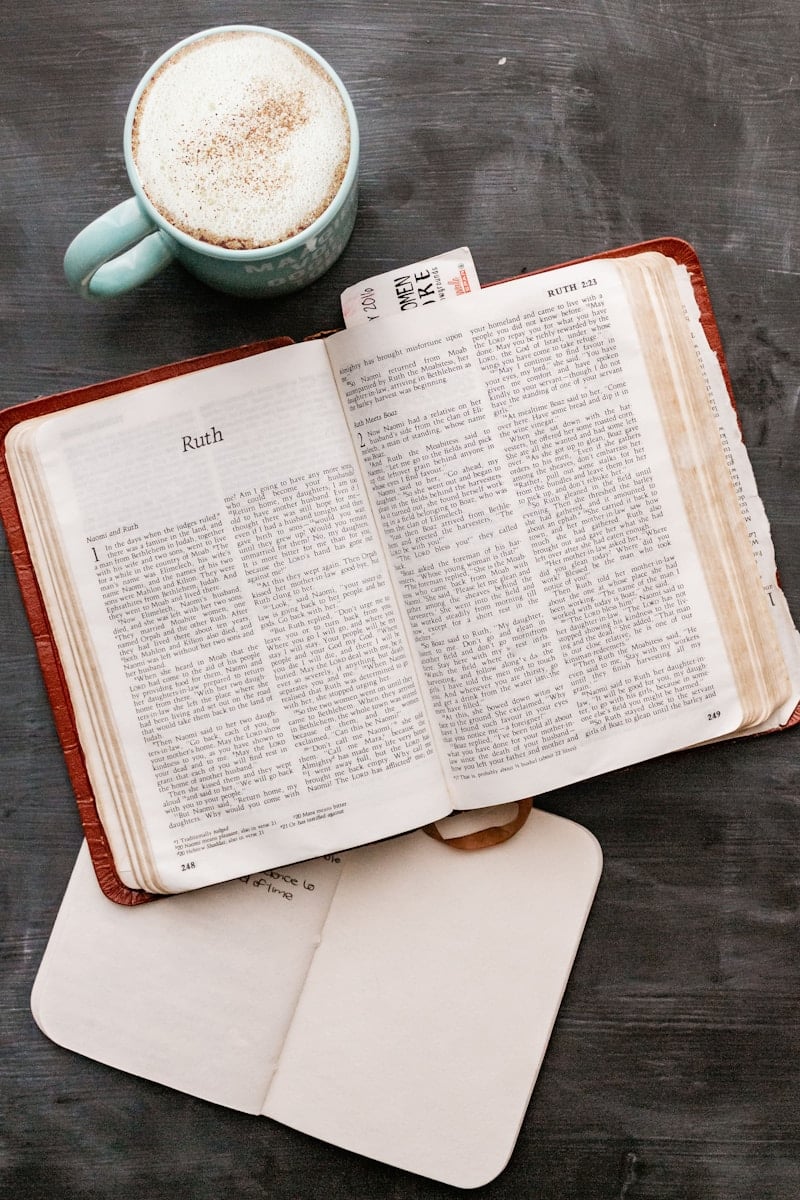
32,808 -> 601,1187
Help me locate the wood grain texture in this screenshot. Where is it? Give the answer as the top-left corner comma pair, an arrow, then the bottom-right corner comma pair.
2,1 -> 799,1197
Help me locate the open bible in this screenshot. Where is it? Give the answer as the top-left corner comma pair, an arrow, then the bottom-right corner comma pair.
2,239 -> 799,900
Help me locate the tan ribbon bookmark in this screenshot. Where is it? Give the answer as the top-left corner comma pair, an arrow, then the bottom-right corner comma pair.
423,798 -> 533,851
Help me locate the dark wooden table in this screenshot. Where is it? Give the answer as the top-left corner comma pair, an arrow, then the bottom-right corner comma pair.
2,3 -> 799,1197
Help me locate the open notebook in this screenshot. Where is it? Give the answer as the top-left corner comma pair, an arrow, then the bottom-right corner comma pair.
32,807 -> 601,1187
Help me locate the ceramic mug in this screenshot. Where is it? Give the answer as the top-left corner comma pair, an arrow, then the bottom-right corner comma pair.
64,25 -> 359,299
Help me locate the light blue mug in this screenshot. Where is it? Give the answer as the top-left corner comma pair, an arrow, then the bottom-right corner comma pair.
64,26 -> 360,300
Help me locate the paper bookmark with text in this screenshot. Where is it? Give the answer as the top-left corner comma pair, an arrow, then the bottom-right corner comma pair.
340,248 -> 480,327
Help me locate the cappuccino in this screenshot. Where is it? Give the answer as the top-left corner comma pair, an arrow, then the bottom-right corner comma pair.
131,29 -> 351,250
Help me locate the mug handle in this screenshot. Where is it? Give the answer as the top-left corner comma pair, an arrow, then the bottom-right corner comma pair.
63,197 -> 176,299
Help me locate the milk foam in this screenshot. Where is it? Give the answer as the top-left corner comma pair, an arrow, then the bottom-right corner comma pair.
131,31 -> 351,249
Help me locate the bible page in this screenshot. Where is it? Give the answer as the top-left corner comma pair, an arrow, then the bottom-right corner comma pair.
324,258 -> 742,807
7,341 -> 449,892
